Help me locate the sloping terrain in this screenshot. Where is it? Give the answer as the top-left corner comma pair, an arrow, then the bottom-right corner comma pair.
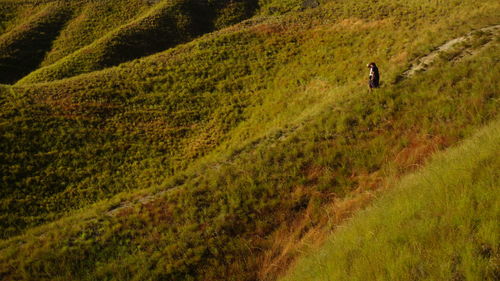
0,0 -> 499,280
0,0 -> 260,84
0,2 -> 71,83
403,24 -> 500,78
281,119 -> 500,281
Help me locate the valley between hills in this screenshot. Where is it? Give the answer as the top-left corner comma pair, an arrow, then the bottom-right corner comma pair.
0,0 -> 498,280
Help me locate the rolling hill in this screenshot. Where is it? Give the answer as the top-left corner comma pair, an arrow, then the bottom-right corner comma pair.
0,0 -> 498,280
1,0 -> 260,84
281,118 -> 500,281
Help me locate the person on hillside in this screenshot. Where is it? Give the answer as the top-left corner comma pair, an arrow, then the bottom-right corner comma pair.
367,62 -> 380,91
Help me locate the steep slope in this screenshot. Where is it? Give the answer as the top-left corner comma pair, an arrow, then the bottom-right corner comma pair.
40,0 -> 155,67
281,120 -> 500,281
0,0 -> 499,280
0,0 -> 260,84
0,2 -> 71,83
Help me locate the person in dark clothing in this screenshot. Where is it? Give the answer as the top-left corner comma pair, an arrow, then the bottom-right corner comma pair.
367,62 -> 380,90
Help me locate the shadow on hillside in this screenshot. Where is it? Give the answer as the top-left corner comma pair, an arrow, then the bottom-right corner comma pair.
0,5 -> 71,84
94,0 -> 260,73
14,0 -> 261,84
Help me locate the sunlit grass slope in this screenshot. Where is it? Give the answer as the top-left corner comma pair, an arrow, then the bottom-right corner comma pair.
0,0 -> 499,280
16,0 -> 260,84
0,2 -> 71,83
0,0 -> 260,84
39,0 -> 154,67
1,0 -> 497,239
0,0 -> 149,83
281,120 -> 500,281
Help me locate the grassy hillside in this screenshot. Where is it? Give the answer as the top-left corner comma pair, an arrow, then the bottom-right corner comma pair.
0,0 -> 499,280
0,0 -> 261,84
0,2 -> 71,83
281,120 -> 500,281
40,0 -> 153,67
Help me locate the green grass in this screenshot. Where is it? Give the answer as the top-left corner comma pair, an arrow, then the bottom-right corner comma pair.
0,1 -> 18,34
0,0 -> 499,280
16,0 -> 261,84
1,0 -> 262,84
0,2 -> 71,83
40,0 -> 154,67
280,119 -> 500,281
2,0 -> 497,238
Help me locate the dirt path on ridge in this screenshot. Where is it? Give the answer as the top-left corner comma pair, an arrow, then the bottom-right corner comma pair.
106,25 -> 500,217
402,24 -> 500,78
